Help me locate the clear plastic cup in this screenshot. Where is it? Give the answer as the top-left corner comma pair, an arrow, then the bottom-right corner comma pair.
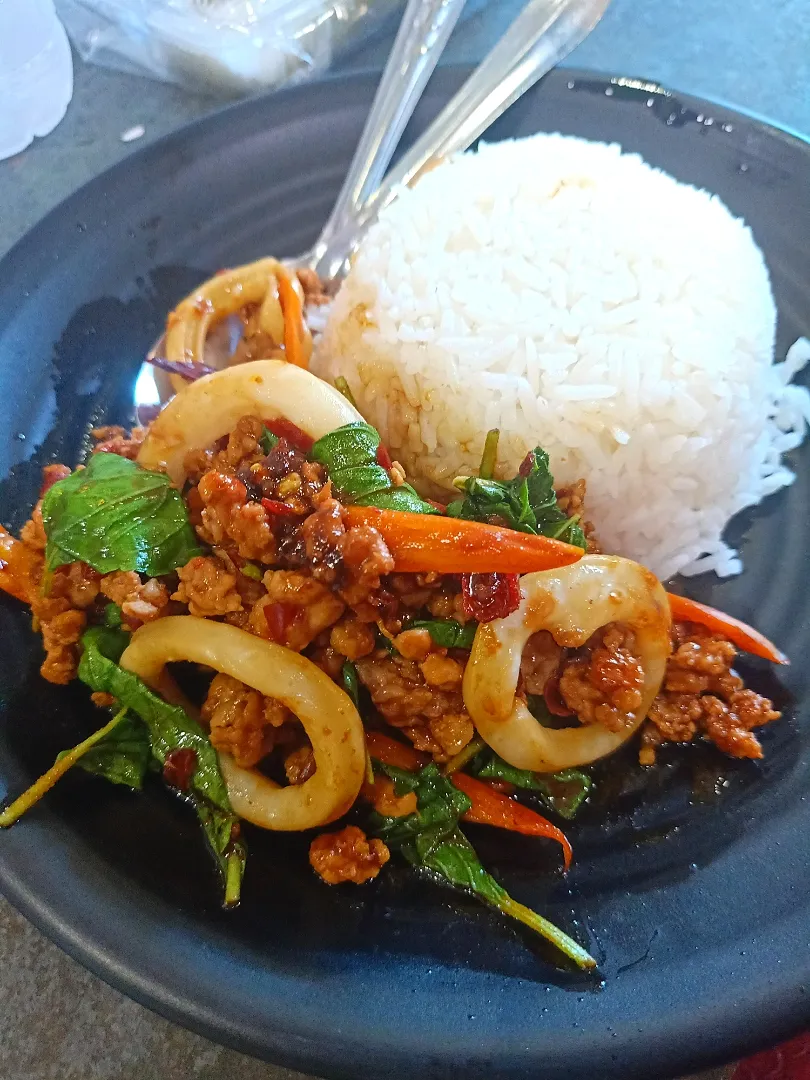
0,0 -> 73,160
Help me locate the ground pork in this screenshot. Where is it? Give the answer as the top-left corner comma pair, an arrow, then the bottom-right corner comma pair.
30,593 -> 86,684
250,569 -> 344,651
355,654 -> 474,760
100,570 -> 169,624
329,616 -> 376,660
91,425 -> 147,460
202,672 -> 290,767
520,631 -> 563,696
309,825 -> 390,885
284,744 -> 316,784
196,471 -> 276,564
644,621 -> 780,760
559,625 -> 644,732
172,555 -> 243,618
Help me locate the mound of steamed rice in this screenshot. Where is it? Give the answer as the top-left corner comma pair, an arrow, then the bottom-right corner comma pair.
314,133 -> 810,579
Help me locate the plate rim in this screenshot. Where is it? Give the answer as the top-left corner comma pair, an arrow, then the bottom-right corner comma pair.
1,64 -> 809,1080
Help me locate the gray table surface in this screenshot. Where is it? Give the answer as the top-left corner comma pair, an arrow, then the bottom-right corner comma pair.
1,1 -> 808,1077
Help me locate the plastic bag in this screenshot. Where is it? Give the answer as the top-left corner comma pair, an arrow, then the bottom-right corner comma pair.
55,0 -> 399,95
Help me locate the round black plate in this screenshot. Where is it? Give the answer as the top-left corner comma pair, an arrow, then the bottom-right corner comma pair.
1,67 -> 809,1080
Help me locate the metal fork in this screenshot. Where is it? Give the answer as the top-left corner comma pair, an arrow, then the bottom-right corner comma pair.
145,0 -> 465,368
314,0 -> 612,281
145,0 -> 610,375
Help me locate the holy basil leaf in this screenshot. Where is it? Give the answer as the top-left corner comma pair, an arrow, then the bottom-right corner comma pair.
341,660 -> 360,708
259,427 -> 279,454
410,618 -> 478,650
311,422 -> 437,515
41,452 -> 200,576
447,447 -> 586,548
470,749 -> 591,820
368,761 -> 595,969
77,625 -> 245,903
58,710 -> 150,790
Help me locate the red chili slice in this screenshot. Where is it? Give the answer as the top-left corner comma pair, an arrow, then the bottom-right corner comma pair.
163,747 -> 198,791
461,572 -> 521,622
518,452 -> 535,477
376,443 -> 393,470
264,418 -> 314,453
263,602 -> 298,643
260,497 -> 300,517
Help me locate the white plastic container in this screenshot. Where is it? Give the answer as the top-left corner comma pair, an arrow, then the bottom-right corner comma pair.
0,0 -> 74,160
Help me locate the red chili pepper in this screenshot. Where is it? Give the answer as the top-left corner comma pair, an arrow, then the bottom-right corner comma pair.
461,572 -> 521,622
264,418 -> 314,453
263,602 -> 298,643
451,772 -> 572,870
667,592 -> 787,665
162,748 -> 198,791
260,497 -> 300,517
376,443 -> 393,470
519,451 -> 534,477
365,732 -> 572,870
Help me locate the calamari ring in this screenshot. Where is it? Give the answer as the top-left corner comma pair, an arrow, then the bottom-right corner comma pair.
120,616 -> 366,831
164,258 -> 311,390
463,555 -> 671,772
137,359 -> 363,486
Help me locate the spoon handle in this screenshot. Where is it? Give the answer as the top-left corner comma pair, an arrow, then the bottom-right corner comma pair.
312,0 -> 466,274
318,0 -> 610,278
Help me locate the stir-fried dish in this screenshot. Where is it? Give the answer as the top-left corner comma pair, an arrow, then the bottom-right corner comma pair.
0,261 -> 787,971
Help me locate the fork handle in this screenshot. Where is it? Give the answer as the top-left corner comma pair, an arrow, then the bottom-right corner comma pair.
318,0 -> 610,278
311,0 -> 466,275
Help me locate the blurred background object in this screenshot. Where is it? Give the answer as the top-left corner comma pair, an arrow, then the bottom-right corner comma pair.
0,0 -> 73,160
55,0 -> 404,95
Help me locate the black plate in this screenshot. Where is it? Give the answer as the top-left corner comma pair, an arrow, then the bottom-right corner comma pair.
1,67 -> 809,1080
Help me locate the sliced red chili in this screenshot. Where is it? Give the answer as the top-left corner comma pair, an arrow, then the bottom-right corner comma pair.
163,748 -> 198,791
518,452 -> 535,477
461,572 -> 521,622
376,443 -> 393,470
263,602 -> 298,643
264,418 -> 314,453
261,497 -> 300,517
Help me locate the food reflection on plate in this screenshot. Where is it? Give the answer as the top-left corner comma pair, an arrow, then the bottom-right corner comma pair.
1,133 -> 806,971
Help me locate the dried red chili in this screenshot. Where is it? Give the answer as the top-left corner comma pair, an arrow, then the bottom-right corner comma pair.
263,601 -> 298,643
163,748 -> 198,791
260,498 -> 300,517
461,572 -> 521,622
376,443 -> 393,470
264,418 -> 314,453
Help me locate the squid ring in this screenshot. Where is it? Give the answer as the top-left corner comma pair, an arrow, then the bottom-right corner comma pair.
137,359 -> 363,486
165,258 -> 311,383
462,555 -> 671,772
120,616 -> 366,831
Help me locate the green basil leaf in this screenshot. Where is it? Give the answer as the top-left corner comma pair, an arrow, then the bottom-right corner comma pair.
410,618 -> 478,650
470,748 -> 592,820
58,710 -> 150,790
341,660 -> 360,708
311,422 -> 437,515
367,763 -> 595,969
448,447 -> 586,547
311,422 -> 380,472
77,625 -> 245,903
259,427 -> 279,454
41,452 -> 201,576
354,486 -> 436,513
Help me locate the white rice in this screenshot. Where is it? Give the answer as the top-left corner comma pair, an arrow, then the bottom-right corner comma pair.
314,133 -> 810,579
